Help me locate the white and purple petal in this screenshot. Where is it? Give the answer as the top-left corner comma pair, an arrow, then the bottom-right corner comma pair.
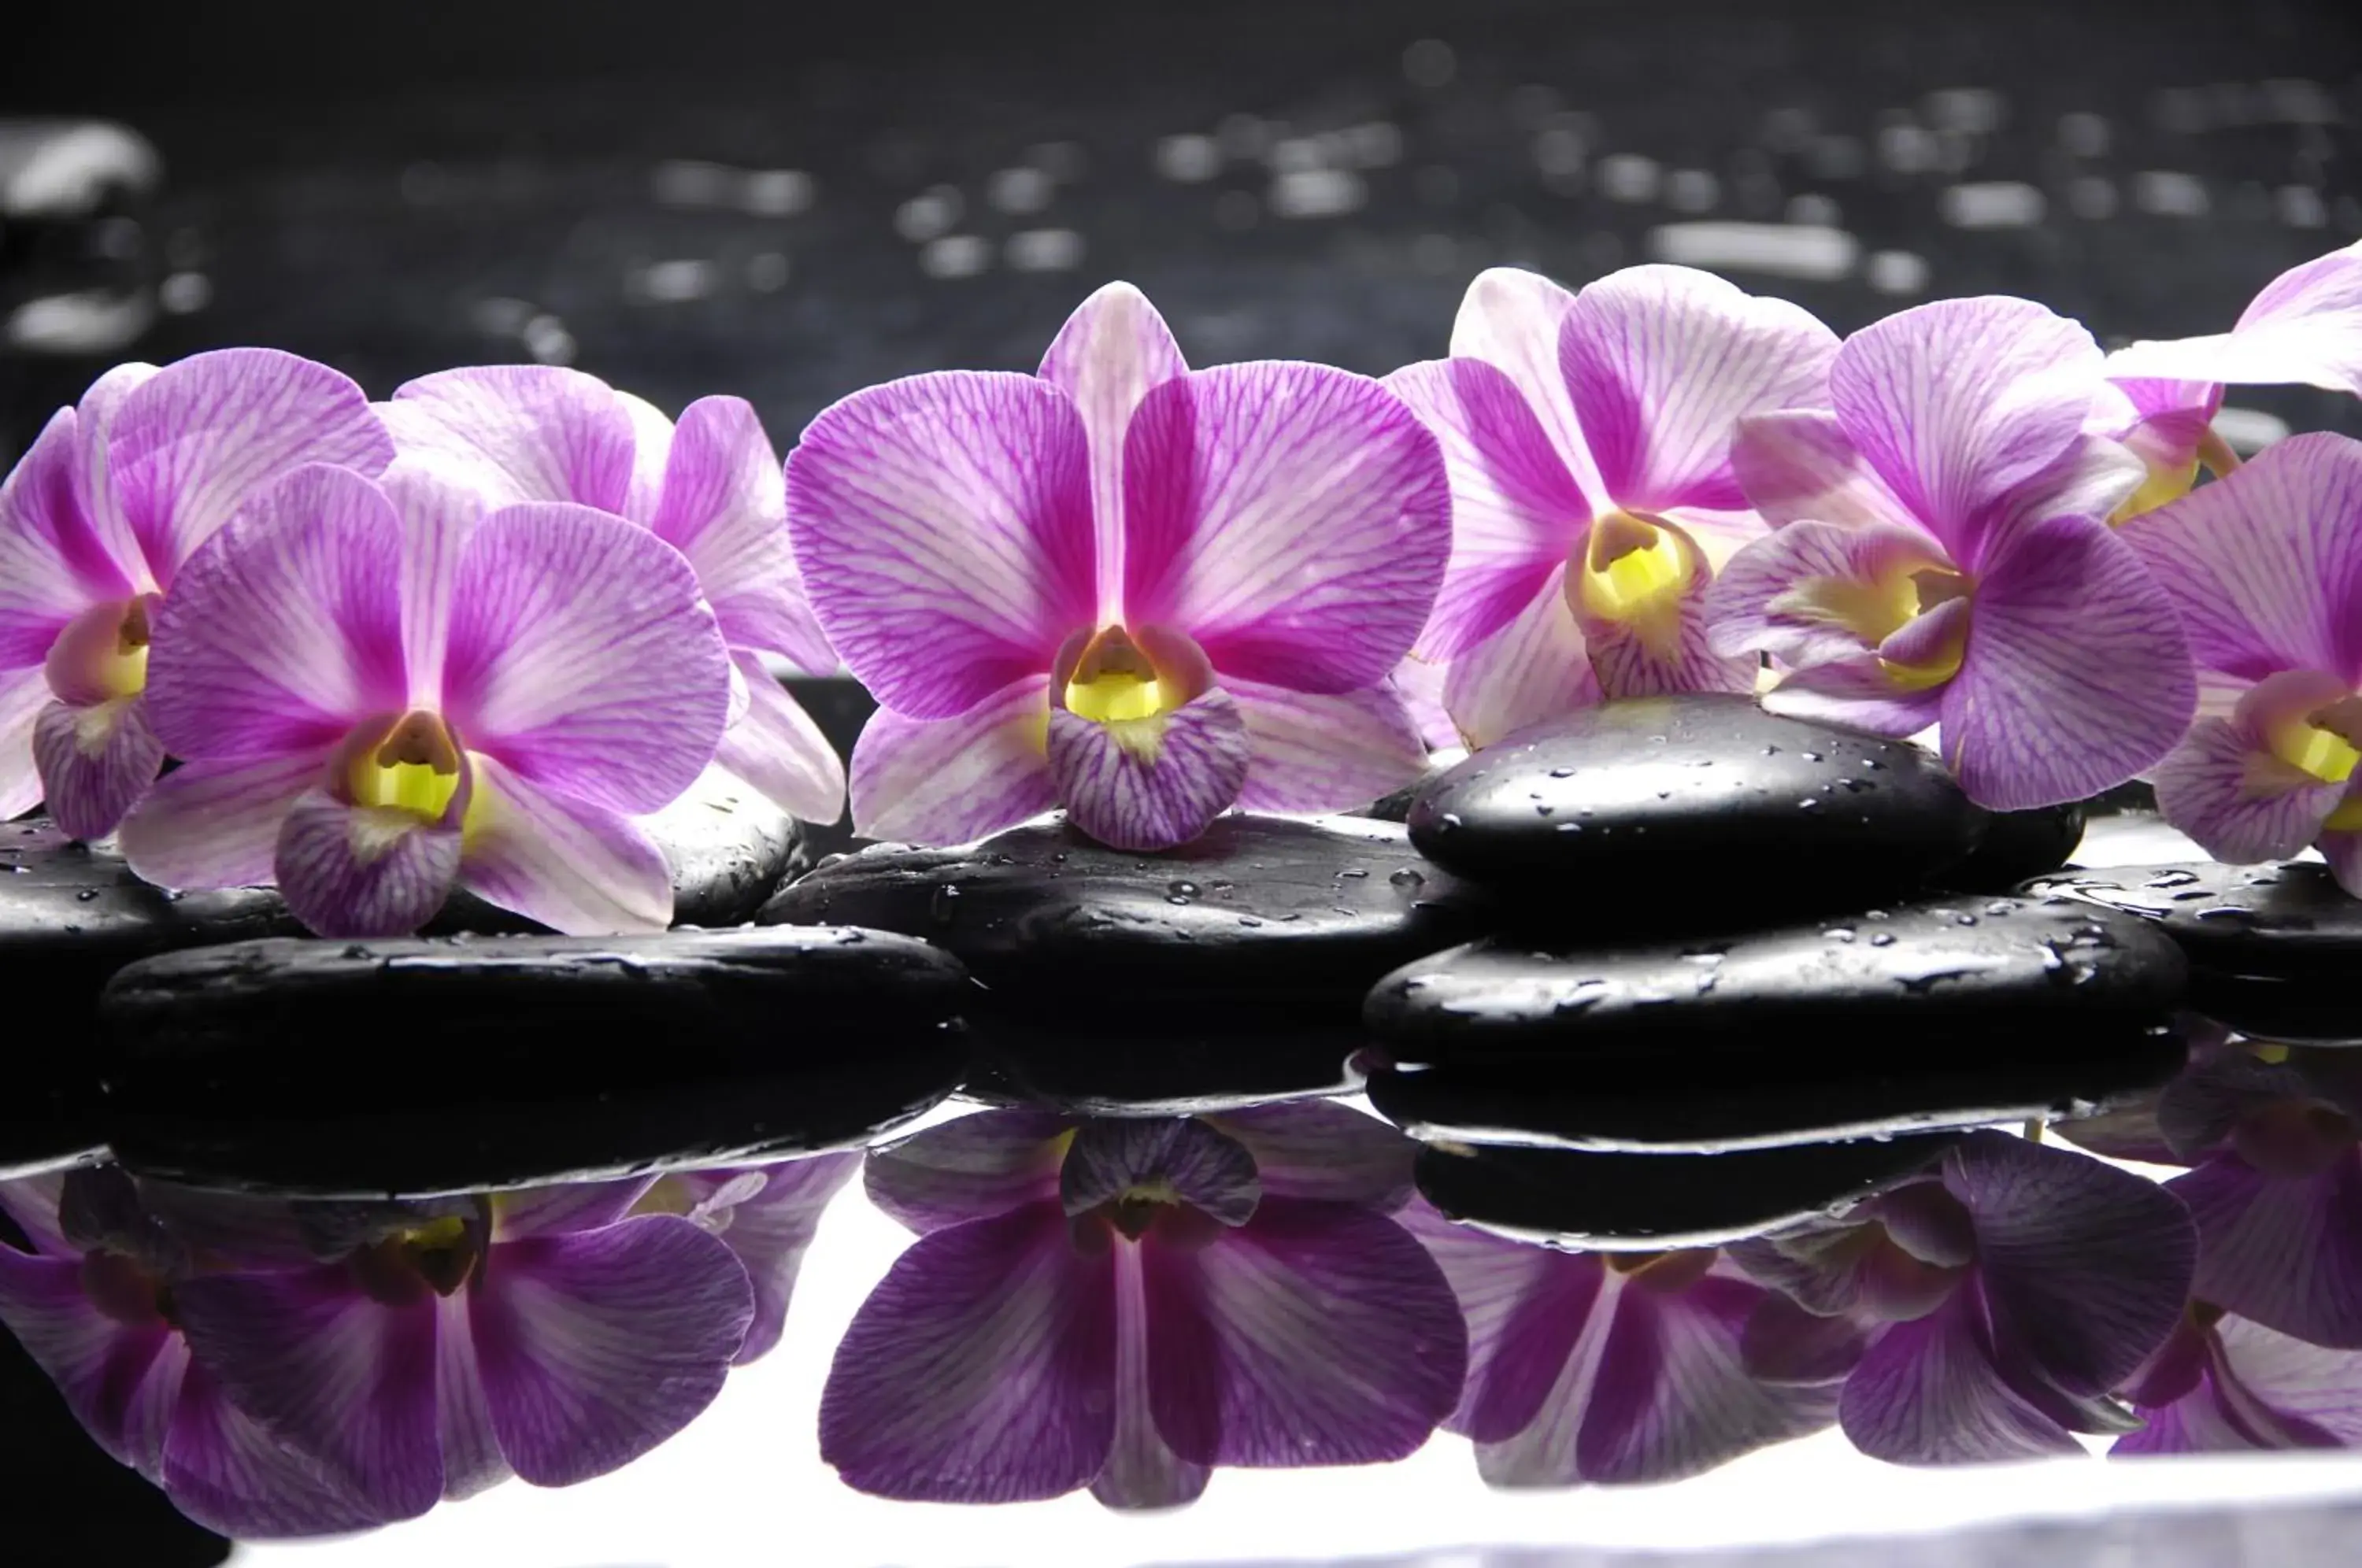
120,751 -> 327,890
646,395 -> 833,667
1225,679 -> 1427,815
457,752 -> 676,935
1046,686 -> 1251,851
382,365 -> 635,513
2103,239 -> 2362,398
1705,517 -> 1949,669
1448,268 -> 1605,500
31,694 -> 164,840
715,654 -> 847,823
1209,1100 -> 1417,1210
1037,282 -> 1188,614
2151,681 -> 2353,866
274,785 -> 465,938
2169,1153 -> 2362,1349
1730,409 -> 1921,534
1440,568 -> 1601,751
864,1110 -> 1075,1233
846,675 -> 1056,845
0,407 -> 135,668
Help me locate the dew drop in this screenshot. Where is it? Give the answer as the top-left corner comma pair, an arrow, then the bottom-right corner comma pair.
1388,867 -> 1426,889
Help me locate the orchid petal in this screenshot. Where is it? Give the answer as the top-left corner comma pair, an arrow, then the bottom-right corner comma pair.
120,751 -> 325,889
1761,650 -> 1944,734
847,674 -> 1055,845
1390,654 -> 1458,751
0,668 -> 48,819
0,1174 -> 72,1256
1839,1292 -> 2083,1464
383,366 -> 633,512
1430,1232 -> 1602,1448
1990,435 -> 2145,539
2152,710 -> 2349,867
1730,409 -> 1920,533
1448,268 -> 1605,500
143,463 -> 408,761
2103,240 -> 2362,397
1382,357 -> 1586,661
1705,517 -> 1949,668
787,371 -> 1096,719
0,1245 -> 176,1473
31,694 -> 163,840
172,1264 -> 446,1522
683,1155 -> 858,1366
1094,1244 -> 1211,1509
491,1179 -> 663,1242
1121,362 -> 1449,693
0,407 -> 131,665
275,783 -> 465,938
108,349 -> 394,585
2094,377 -> 2223,476
1560,264 -> 1838,514
65,363 -> 157,580
1225,679 -> 1427,814
820,1204 -> 1116,1502
716,652 -> 846,823
1144,1197 -> 1465,1468
443,502 -> 730,814
1208,1100 -> 1417,1210
864,1110 -> 1075,1233
1062,1119 -> 1260,1226
1831,298 -> 2105,552
1441,567 -> 1601,750
457,751 -> 674,935
161,1358 -> 387,1539
2170,1154 -> 2362,1349
1048,685 -> 1250,850
1038,282 -> 1188,613
2120,432 -> 2362,686
2205,1312 -> 2362,1444
1940,512 -> 2196,810
428,1292 -> 508,1501
468,1216 -> 752,1487
376,462 -> 483,709
648,396 -> 831,666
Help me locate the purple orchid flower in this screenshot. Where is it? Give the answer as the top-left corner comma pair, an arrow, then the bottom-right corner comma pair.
784,282 -> 1451,851
168,1178 -> 756,1523
0,349 -> 392,838
628,1152 -> 857,1365
1732,1130 -> 2195,1464
1398,1201 -> 1853,1486
1383,265 -> 1838,748
2098,238 -> 2362,520
0,1168 -> 386,1537
2117,1302 -> 2362,1455
115,460 -> 734,937
1705,297 -> 2197,810
379,367 -> 847,824
2118,432 -> 2362,893
820,1102 -> 1468,1508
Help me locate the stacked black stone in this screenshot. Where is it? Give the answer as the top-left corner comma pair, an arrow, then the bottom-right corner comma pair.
760,814 -> 1491,1114
1366,694 -> 2193,1250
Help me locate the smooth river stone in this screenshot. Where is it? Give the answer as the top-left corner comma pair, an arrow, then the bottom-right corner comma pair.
99,926 -> 972,1196
0,818 -> 301,1177
1364,895 -> 2187,1071
1929,801 -> 2086,893
761,814 -> 1488,1113
1413,1132 -> 1960,1251
1405,696 -> 1984,923
2023,862 -> 2359,1044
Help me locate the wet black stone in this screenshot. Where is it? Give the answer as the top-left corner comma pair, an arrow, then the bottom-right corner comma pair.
1413,1133 -> 1960,1251
0,818 -> 302,1173
1405,696 -> 1984,927
1929,802 -> 2086,893
99,926 -> 972,1196
780,675 -> 873,860
761,814 -> 1488,1113
1365,895 -> 2187,1071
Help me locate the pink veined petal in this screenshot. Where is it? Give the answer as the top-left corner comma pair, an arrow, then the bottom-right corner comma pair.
1763,653 -> 1949,737
275,783 -> 465,938
458,751 -> 675,935
683,1154 -> 860,1366
1575,525 -> 1759,701
161,1355 -> 389,1539
1987,434 -> 2146,541
1939,511 -> 2197,811
1441,567 -> 1601,750
1449,267 -> 1606,501
2120,432 -> 2362,687
383,365 -> 635,513
1038,281 -> 1190,616
0,667 -> 49,819
1207,1100 -> 1417,1211
647,395 -> 820,662
1422,1222 -> 1605,1449
171,1264 -> 446,1523
493,1178 -> 664,1242
1831,298 -> 2106,553
31,696 -> 164,840
1095,1242 -> 1212,1510
787,370 -> 1097,719
847,675 -> 1057,845
1704,518 -> 1951,668
2094,378 -> 2223,475
1560,264 -> 1840,514
1730,409 -> 1922,533
143,463 -> 409,762
468,1216 -> 753,1488
119,751 -> 326,889
2169,1154 -> 2362,1350
715,652 -> 847,824
1224,679 -> 1427,815
1048,686 -> 1251,851
67,364 -> 161,590
819,1204 -> 1118,1503
2206,1311 -> 2362,1444
0,406 -> 133,666
0,1244 -> 179,1474
108,348 -> 395,586
377,461 -> 485,709
442,501 -> 732,814
2112,1391 -> 2226,1456
1121,363 -> 1452,693
864,1109 -> 1075,1234
2103,239 -> 2362,397
1143,1197 -> 1467,1469
1390,654 -> 1458,752
1840,1292 -> 2085,1464
1061,1120 -> 1261,1229
1382,357 -> 1588,662
2152,715 -> 2348,867
428,1292 -> 509,1502
616,390 -> 676,527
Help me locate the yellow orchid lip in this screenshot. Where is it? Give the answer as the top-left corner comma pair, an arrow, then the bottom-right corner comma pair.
1570,511 -> 1699,657
1055,623 -> 1218,764
43,594 -> 156,705
346,710 -> 465,822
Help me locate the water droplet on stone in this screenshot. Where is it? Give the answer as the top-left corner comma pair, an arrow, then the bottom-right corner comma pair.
1388,867 -> 1425,889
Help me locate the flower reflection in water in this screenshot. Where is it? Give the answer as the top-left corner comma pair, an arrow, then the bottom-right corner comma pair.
822,1103 -> 1468,1508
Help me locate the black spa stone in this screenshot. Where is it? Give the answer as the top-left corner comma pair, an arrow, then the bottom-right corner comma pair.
0,818 -> 302,1174
1364,894 -> 2187,1071
98,926 -> 972,1196
1929,801 -> 2086,893
1413,1133 -> 1960,1251
761,814 -> 1487,1113
1405,696 -> 1984,926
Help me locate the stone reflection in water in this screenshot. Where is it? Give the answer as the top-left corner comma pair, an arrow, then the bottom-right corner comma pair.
821,1101 -> 1468,1508
0,1154 -> 854,1535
